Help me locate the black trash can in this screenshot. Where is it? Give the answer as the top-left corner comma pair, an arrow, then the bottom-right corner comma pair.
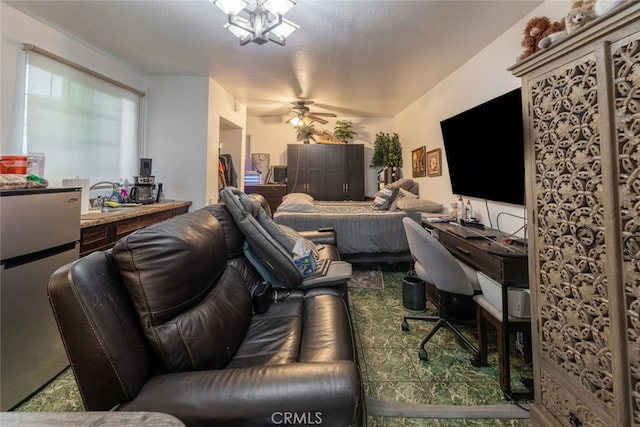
402,276 -> 426,312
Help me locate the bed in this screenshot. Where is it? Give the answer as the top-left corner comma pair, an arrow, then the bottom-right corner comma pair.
272,187 -> 445,263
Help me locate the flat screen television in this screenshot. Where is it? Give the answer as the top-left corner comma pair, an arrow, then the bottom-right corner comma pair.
440,88 -> 525,205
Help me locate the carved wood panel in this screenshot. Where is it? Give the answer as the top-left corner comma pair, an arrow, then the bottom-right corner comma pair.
612,34 -> 640,425
530,54 -> 614,418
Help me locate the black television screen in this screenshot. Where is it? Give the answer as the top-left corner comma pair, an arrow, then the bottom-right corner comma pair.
440,88 -> 525,205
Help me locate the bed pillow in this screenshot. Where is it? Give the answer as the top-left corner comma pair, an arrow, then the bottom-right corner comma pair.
371,187 -> 398,210
390,188 -> 419,210
278,195 -> 316,212
282,192 -> 314,202
396,198 -> 444,213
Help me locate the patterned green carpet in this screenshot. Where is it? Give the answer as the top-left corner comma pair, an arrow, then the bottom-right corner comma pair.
15,267 -> 533,426
350,268 -> 533,426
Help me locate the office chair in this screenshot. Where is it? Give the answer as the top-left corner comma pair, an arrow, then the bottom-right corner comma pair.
401,217 -> 481,366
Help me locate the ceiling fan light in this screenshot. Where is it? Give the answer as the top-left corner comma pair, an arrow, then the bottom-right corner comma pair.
211,0 -> 248,16
270,18 -> 299,39
262,0 -> 296,16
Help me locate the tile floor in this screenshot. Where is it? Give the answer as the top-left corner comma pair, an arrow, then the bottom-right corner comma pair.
350,267 -> 533,426
16,267 -> 534,427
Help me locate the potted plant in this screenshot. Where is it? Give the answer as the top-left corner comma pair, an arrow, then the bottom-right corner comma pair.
370,132 -> 403,184
296,124 -> 316,144
333,120 -> 358,143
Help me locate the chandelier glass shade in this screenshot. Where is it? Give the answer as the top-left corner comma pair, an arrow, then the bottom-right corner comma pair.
211,0 -> 298,46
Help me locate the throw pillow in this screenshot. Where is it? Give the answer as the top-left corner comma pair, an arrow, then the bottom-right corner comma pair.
390,188 -> 419,210
371,187 -> 398,210
396,198 -> 444,213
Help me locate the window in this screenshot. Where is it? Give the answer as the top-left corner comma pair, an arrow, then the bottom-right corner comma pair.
23,45 -> 143,187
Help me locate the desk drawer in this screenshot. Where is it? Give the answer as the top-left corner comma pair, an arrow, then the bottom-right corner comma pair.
438,232 -> 504,282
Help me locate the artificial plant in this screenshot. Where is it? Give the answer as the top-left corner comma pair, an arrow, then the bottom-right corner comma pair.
370,132 -> 402,168
296,124 -> 316,144
333,120 -> 358,143
370,132 -> 403,184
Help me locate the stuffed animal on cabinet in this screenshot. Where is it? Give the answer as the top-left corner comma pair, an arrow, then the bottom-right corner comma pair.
519,16 -> 555,60
537,18 -> 567,50
565,6 -> 595,34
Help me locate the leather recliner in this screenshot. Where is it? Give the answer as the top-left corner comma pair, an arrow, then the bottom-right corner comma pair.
48,205 -> 363,426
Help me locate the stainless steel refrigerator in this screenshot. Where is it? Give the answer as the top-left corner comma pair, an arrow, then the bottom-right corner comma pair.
0,188 -> 81,410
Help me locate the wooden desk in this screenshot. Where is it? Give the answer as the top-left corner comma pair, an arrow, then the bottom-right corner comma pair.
424,220 -> 531,399
244,184 -> 286,213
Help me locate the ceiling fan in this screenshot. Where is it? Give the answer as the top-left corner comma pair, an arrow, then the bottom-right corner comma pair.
285,101 -> 337,126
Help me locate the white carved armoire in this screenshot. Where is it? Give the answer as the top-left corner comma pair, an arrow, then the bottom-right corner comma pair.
510,3 -> 640,426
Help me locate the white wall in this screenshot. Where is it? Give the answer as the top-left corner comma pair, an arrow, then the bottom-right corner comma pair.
144,77 -> 247,210
247,116 -> 394,197
394,0 -> 571,237
144,76 -> 209,208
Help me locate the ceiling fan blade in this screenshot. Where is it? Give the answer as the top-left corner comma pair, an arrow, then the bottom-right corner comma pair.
307,115 -> 329,125
309,112 -> 337,117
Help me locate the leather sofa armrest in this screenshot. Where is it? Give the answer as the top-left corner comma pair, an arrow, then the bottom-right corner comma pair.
299,228 -> 337,246
122,361 -> 362,427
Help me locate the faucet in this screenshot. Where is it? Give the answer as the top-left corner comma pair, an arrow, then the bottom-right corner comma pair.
89,181 -> 120,210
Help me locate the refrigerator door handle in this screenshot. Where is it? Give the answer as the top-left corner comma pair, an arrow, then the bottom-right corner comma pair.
2,242 -> 78,270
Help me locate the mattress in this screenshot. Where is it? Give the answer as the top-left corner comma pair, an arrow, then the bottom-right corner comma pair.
273,201 -> 422,256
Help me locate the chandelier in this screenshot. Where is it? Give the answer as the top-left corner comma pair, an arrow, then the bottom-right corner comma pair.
210,0 -> 299,46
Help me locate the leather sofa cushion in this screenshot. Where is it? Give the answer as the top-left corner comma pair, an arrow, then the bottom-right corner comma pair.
202,204 -> 245,259
226,300 -> 303,368
112,210 -> 252,371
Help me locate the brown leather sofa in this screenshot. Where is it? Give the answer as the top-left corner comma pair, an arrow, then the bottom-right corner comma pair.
48,204 -> 363,426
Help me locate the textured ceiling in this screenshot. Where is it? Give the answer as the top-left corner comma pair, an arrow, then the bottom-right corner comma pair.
7,0 -> 542,118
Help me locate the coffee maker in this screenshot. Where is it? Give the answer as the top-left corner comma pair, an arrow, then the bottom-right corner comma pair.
130,158 -> 155,204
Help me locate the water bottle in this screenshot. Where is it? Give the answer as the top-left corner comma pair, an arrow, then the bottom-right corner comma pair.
465,200 -> 474,222
457,196 -> 464,222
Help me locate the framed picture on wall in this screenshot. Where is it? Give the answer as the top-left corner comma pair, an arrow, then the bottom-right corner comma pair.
411,146 -> 426,178
427,148 -> 442,177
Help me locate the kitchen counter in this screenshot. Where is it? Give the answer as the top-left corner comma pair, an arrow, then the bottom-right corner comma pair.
79,200 -> 191,257
80,201 -> 191,227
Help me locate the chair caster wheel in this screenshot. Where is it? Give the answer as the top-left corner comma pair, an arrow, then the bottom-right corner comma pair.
419,349 -> 428,361
401,321 -> 409,331
470,353 -> 482,367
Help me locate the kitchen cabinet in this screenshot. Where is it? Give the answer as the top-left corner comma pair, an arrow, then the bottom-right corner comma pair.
287,144 -> 364,201
80,201 -> 191,257
510,4 -> 640,426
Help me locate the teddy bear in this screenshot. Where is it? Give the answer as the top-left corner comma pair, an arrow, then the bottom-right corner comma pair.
537,18 -> 567,50
566,6 -> 594,34
538,0 -> 629,51
519,16 -> 555,60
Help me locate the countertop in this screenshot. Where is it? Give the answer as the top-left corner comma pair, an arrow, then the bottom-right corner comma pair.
80,200 -> 192,228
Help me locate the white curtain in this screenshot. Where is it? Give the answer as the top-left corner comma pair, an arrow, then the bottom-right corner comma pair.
24,49 -> 142,186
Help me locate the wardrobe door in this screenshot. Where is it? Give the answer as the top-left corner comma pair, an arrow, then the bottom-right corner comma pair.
612,32 -> 640,426
305,144 -> 327,199
528,53 -> 612,425
345,144 -> 364,200
287,144 -> 307,194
